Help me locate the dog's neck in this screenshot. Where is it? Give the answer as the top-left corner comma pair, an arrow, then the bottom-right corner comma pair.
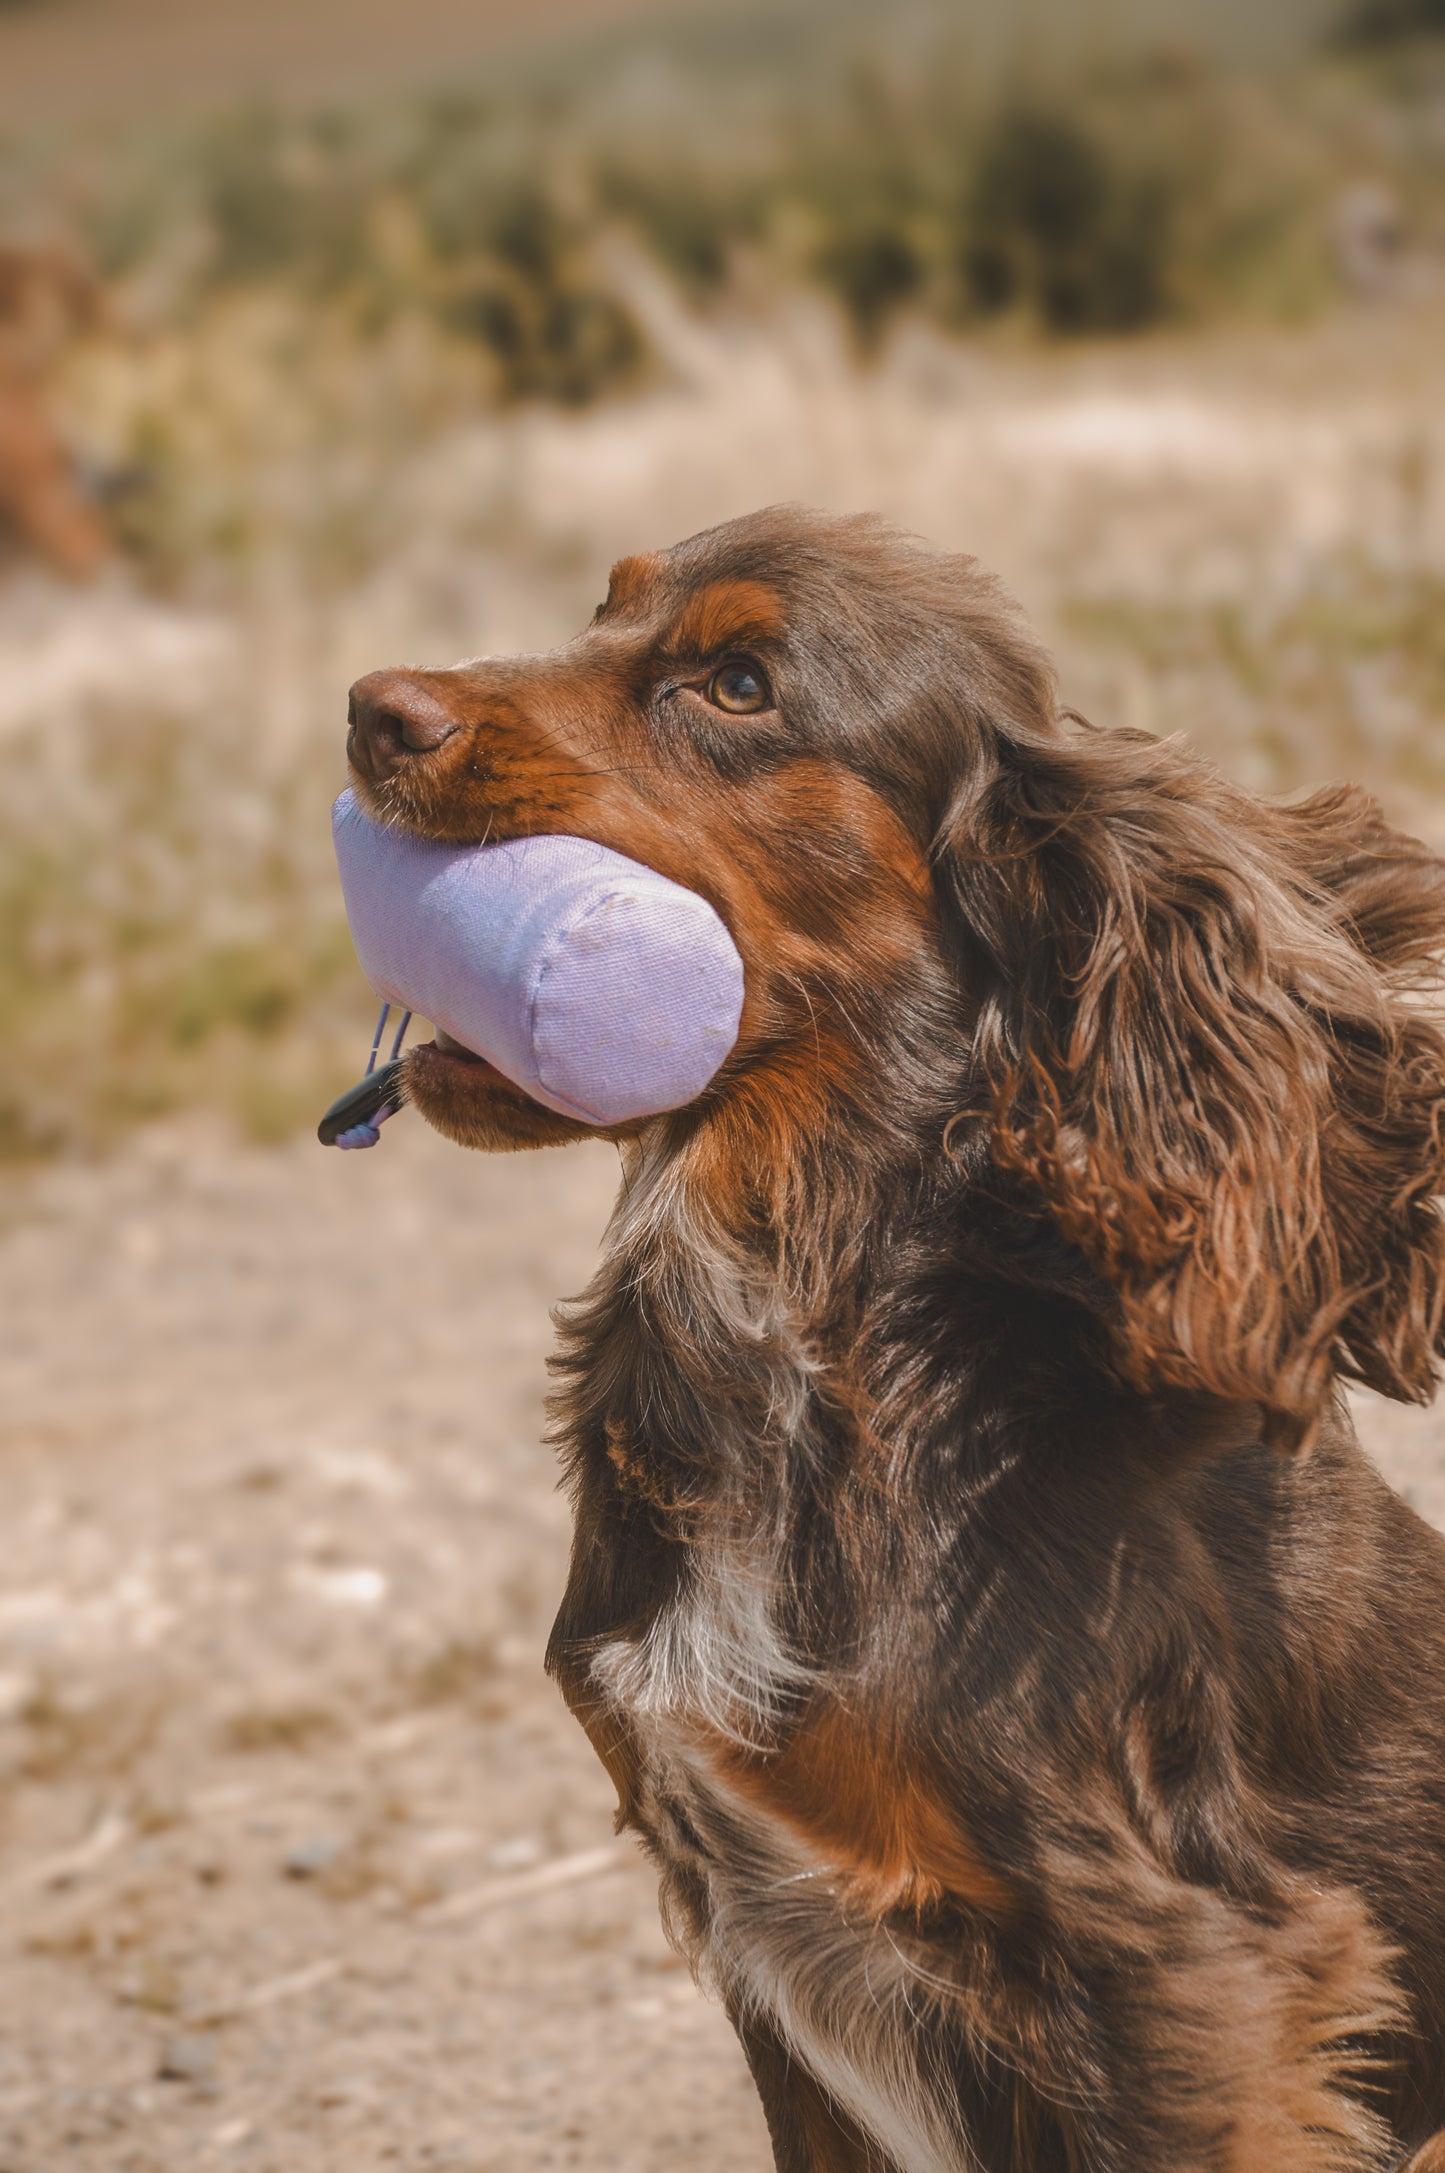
546,1042 -> 1236,1761
566,1063 -> 1069,1505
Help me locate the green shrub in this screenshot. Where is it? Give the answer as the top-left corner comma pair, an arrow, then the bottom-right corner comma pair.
0,18 -> 1433,596
1337,0 -> 1445,42
438,177 -> 645,403
962,106 -> 1174,332
596,164 -> 740,297
13,30 -> 1415,387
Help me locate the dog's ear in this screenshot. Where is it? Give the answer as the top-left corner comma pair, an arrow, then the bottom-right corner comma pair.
936,723 -> 1445,1450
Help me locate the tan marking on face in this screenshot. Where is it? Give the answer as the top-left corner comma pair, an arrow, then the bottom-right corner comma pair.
406,754 -> 935,1158
603,552 -> 666,618
669,579 -> 786,661
353,605 -> 942,1159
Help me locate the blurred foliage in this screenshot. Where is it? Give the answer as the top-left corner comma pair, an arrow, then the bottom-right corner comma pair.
3,24 -> 1440,386
14,29 -> 1422,593
962,105 -> 1173,334
0,696 -> 363,1160
0,8 -> 1443,1161
1338,0 -> 1445,40
0,23 -> 1435,590
1065,561 -> 1445,800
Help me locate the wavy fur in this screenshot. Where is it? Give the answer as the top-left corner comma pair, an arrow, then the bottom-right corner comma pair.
349,507 -> 1445,2170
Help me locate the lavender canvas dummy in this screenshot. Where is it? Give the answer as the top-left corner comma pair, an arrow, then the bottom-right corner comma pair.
324,789 -> 745,1139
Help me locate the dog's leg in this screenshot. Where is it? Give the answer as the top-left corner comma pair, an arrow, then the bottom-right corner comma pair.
732,2013 -> 893,2173
1399,2137 -> 1445,2173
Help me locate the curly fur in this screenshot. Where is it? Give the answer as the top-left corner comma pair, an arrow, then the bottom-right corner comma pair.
347,507 -> 1445,2171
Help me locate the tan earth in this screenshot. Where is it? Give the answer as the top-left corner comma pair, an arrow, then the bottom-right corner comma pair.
0,1097 -> 1442,2173
0,1121 -> 772,2172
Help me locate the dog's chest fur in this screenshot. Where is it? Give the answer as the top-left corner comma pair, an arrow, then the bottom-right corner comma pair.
549,1165 -> 999,2171
587,1541 -> 976,2173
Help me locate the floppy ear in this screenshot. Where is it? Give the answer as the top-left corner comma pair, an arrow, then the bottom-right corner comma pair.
937,721 -> 1445,1450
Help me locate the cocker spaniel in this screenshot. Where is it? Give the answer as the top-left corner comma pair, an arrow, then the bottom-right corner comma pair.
346,508 -> 1445,2173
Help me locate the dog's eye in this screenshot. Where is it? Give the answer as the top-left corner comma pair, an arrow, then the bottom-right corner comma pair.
708,662 -> 771,715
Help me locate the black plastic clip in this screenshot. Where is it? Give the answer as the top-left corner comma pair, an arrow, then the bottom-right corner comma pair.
317,1058 -> 407,1148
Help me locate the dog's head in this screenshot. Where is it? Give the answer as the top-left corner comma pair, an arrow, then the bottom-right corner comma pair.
347,506 -> 1445,1448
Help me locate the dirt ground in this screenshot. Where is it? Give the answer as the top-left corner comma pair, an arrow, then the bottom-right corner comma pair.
0,1104 -> 1442,2173
0,1121 -> 773,2172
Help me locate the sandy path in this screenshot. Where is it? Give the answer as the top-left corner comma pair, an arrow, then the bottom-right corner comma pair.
0,1113 -> 1441,2171
0,1121 -> 769,2171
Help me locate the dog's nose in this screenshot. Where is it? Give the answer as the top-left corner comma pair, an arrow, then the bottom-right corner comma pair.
347,670 -> 460,777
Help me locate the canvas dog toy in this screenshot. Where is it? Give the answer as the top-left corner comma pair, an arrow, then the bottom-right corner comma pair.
318,789 -> 746,1149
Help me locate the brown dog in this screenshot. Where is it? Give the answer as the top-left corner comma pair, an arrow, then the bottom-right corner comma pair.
346,508 -> 1445,2173
0,243 -> 108,579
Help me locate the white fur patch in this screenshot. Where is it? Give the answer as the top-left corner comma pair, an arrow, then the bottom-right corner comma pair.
592,1542 -> 814,1751
594,1556 -> 972,2171
592,1134 -> 975,2168
673,1735 -> 977,2173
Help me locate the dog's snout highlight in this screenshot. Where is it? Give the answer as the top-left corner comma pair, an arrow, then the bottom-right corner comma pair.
347,669 -> 460,778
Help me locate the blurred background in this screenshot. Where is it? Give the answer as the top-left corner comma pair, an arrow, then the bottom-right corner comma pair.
0,3 -> 1443,2169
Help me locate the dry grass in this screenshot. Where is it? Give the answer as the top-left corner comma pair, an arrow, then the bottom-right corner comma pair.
0,12 -> 1442,1161
4,295 -> 1445,1160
